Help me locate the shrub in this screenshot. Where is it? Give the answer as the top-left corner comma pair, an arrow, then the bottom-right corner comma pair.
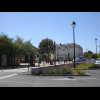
70,69 -> 86,74
76,62 -> 100,69
40,67 -> 86,75
91,64 -> 100,68
76,63 -> 92,69
40,67 -> 71,74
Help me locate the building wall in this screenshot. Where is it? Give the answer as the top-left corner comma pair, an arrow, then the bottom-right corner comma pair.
56,43 -> 83,60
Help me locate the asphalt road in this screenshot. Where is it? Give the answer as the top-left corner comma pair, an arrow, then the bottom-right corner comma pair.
0,68 -> 100,87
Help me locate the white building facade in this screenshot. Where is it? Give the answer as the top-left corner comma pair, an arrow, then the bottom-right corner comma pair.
56,43 -> 83,60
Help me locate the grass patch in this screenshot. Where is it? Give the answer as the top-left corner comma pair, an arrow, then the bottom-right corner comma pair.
76,63 -> 92,69
76,62 -> 100,69
39,67 -> 86,75
70,69 -> 86,74
40,67 -> 71,74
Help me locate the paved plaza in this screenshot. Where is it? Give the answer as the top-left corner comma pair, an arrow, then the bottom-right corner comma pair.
0,66 -> 100,87
20,61 -> 73,67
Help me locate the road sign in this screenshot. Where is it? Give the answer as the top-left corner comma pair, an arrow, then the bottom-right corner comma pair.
68,53 -> 70,55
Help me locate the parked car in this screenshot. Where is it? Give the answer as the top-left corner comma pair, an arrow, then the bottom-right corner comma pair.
91,59 -> 95,62
73,58 -> 81,62
95,58 -> 100,65
73,57 -> 86,62
79,57 -> 86,62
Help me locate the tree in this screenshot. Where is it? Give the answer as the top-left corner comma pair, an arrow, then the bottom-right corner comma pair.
0,33 -> 35,67
97,53 -> 100,58
38,38 -> 55,61
21,40 -> 35,66
22,41 -> 35,61
14,36 -> 35,65
83,52 -> 88,59
83,51 -> 93,59
92,53 -> 97,59
0,33 -> 14,66
12,36 -> 24,66
88,51 -> 93,59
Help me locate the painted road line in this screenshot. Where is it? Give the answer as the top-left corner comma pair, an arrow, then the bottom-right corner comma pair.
0,74 -> 18,80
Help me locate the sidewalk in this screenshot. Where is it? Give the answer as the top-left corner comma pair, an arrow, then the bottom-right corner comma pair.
0,67 -> 28,73
0,61 -> 73,73
35,61 -> 72,67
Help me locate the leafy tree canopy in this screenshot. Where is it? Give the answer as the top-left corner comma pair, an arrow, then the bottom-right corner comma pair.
0,33 -> 35,66
38,38 -> 56,60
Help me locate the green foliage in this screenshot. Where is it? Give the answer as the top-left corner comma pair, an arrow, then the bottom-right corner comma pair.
40,67 -> 71,74
0,33 -> 13,56
0,33 -> 14,66
70,69 -> 86,74
0,33 -> 35,67
76,62 -> 100,69
76,63 -> 92,69
46,54 -> 51,60
38,38 -> 55,61
88,51 -> 93,59
83,51 -> 97,59
40,67 -> 85,75
97,53 -> 100,58
13,36 -> 24,58
21,41 -> 35,56
92,53 -> 97,59
83,52 -> 88,59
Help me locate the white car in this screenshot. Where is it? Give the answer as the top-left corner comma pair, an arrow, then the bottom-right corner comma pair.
95,58 -> 100,65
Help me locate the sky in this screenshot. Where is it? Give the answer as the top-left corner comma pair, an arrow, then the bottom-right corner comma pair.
0,12 -> 100,53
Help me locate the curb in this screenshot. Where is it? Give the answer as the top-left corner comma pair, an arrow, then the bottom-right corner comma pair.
37,73 -> 90,76
18,72 -> 90,76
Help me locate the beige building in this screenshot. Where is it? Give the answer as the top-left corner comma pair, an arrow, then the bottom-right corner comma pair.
56,43 -> 83,60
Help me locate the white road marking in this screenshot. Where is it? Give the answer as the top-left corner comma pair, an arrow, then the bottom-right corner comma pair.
0,74 -> 18,79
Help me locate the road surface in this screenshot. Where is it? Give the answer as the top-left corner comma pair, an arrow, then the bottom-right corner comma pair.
0,68 -> 100,87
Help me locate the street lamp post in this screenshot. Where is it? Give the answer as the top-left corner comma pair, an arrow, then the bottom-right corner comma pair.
60,43 -> 62,64
99,45 -> 100,53
72,21 -> 76,69
54,42 -> 56,66
95,38 -> 97,60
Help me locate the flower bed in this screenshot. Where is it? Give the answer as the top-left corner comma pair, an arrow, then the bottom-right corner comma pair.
30,64 -> 88,76
39,67 -> 86,75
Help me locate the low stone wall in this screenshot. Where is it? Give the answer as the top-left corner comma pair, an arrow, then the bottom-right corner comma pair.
30,63 -> 81,75
55,63 -> 80,68
30,65 -> 54,75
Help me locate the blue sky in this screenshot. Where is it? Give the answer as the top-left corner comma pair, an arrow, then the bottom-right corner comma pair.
0,12 -> 100,53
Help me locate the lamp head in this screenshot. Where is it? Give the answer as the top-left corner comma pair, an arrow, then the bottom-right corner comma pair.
95,38 -> 97,40
72,21 -> 76,28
